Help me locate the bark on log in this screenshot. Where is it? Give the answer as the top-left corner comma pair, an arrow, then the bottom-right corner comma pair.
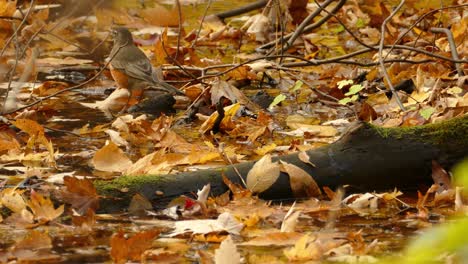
96,115 -> 468,212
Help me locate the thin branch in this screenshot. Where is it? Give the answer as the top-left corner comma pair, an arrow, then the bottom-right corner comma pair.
174,0 -> 182,61
191,0 -> 213,48
378,0 -> 406,111
313,0 -> 374,49
384,4 -> 468,63
2,22 -> 21,113
280,0 -> 336,52
0,0 -> 35,58
430,27 -> 464,76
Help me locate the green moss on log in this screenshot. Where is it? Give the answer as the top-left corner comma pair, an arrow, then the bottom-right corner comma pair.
371,115 -> 467,146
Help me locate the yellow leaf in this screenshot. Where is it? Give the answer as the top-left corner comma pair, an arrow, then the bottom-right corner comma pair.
27,190 -> 64,224
92,141 -> 133,173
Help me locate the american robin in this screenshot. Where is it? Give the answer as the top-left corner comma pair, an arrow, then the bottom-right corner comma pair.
108,27 -> 184,106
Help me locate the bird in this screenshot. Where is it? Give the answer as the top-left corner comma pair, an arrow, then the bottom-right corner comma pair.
108,26 -> 184,107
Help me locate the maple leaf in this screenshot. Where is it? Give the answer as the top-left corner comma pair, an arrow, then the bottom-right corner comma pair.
61,176 -> 99,215
110,230 -> 160,263
27,190 -> 64,224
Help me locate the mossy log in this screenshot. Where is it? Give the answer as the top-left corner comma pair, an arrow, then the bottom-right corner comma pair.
96,115 -> 468,212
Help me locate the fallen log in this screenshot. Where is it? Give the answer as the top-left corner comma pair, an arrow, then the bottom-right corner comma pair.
96,115 -> 468,212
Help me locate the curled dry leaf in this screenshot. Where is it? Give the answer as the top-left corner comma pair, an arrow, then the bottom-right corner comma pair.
92,141 -> 133,173
246,154 -> 280,194
281,202 -> 301,232
280,160 -> 322,198
298,151 -> 316,167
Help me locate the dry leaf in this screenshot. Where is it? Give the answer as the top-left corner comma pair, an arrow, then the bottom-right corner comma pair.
281,203 -> 301,232
298,151 -> 316,167
283,234 -> 321,261
215,236 -> 241,264
27,190 -> 64,224
1,188 -> 27,213
246,154 -> 280,194
240,232 -> 303,247
92,141 -> 133,173
280,160 -> 321,197
110,230 -> 160,263
169,212 -> 244,237
128,193 -> 153,216
61,176 -> 99,215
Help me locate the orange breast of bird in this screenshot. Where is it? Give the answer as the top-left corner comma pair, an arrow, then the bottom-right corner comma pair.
109,65 -> 129,89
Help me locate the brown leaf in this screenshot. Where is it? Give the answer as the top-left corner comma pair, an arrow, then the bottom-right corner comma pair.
240,232 -> 303,247
127,230 -> 160,261
358,102 -> 378,121
72,208 -> 96,229
153,28 -> 169,66
431,160 -> 451,193
222,175 -> 251,200
280,161 -> 321,197
110,230 -> 160,263
1,188 -> 27,213
128,193 -> 153,216
62,176 -> 99,215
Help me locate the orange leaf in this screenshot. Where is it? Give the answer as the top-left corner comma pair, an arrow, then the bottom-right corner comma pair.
27,190 -> 64,224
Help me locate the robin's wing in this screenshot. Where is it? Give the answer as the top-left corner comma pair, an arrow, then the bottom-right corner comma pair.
124,58 -> 155,83
111,46 -> 155,83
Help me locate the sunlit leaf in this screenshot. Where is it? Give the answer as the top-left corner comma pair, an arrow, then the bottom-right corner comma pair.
215,236 -> 241,264
290,80 -> 304,93
268,94 -> 286,109
246,154 -> 280,193
27,190 -> 64,224
345,84 -> 364,96
337,80 -> 353,89
419,107 -> 435,120
92,141 -> 133,173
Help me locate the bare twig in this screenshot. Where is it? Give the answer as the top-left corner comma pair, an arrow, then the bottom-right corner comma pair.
0,0 -> 35,58
174,0 -> 182,61
280,0 -> 336,52
314,0 -> 374,49
191,0 -> 213,48
378,0 -> 406,111
430,27 -> 464,76
218,142 -> 247,188
213,0 -> 268,20
384,4 -> 468,64
261,0 -> 346,53
2,22 -> 21,113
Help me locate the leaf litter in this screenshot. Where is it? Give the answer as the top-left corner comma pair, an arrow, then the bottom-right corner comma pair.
0,0 -> 466,262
